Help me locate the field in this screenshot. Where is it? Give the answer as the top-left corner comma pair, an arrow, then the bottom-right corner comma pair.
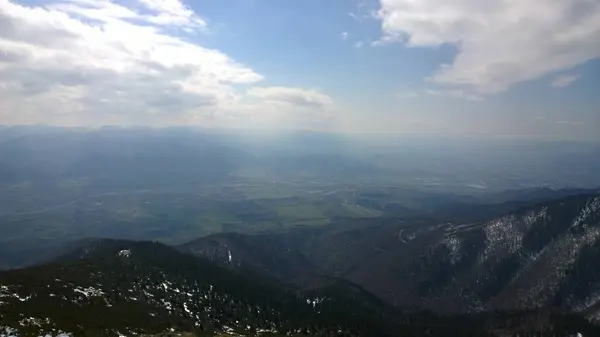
3,168 -> 559,270
0,177 -> 416,266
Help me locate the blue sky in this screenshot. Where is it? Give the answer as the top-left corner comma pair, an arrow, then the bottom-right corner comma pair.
0,0 -> 598,140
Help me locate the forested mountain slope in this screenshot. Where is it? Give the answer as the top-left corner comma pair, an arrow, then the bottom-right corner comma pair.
2,239 -> 599,337
183,194 -> 600,316
0,240 -> 396,336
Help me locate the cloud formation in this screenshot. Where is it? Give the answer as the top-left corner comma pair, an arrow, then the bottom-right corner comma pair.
137,0 -> 206,28
376,0 -> 600,94
396,87 -> 483,101
550,74 -> 581,88
247,87 -> 334,110
0,0 -> 333,127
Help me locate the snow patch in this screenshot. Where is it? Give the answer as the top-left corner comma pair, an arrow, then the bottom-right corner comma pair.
0,285 -> 9,294
161,299 -> 172,311
183,302 -> 192,315
575,287 -> 600,312
519,226 -> 600,307
0,326 -> 73,337
73,286 -> 104,298
480,215 -> 523,262
306,297 -> 324,308
14,294 -> 32,302
522,207 -> 549,230
443,236 -> 461,265
573,198 -> 600,229
118,249 -> 131,257
0,326 -> 18,337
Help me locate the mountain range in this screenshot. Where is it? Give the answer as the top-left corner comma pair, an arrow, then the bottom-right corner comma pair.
1,239 -> 598,337
2,193 -> 600,336
181,194 -> 600,316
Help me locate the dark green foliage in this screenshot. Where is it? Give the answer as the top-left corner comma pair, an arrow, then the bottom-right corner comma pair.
555,238 -> 600,306
381,203 -> 407,214
454,228 -> 487,270
521,196 -> 593,253
478,253 -> 523,300
417,244 -> 454,295
3,239 -> 599,337
1,240 -> 401,336
355,198 -> 382,211
182,194 -> 600,315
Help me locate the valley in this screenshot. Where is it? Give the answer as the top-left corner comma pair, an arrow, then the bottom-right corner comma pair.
1,127 -> 600,336
1,0 -> 600,330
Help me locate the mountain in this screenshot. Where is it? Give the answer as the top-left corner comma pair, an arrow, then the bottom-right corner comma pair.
178,232 -> 320,288
3,239 -> 599,337
476,188 -> 600,205
0,239 -> 398,337
0,128 -> 239,187
182,194 -> 600,317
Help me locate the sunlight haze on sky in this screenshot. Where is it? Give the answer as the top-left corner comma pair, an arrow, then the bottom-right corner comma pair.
0,0 -> 599,140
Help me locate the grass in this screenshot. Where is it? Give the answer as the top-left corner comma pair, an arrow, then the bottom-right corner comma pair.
57,177 -> 91,189
243,186 -> 297,199
0,181 -> 387,263
276,204 -> 323,220
343,203 -> 381,217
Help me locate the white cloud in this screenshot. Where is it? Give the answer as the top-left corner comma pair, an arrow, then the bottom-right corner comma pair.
137,0 -> 206,29
396,87 -> 482,101
376,0 -> 600,94
212,87 -> 337,132
425,89 -> 483,101
550,74 -> 581,88
354,41 -> 364,48
247,87 -> 333,110
0,0 -> 332,128
349,0 -> 379,23
341,31 -> 349,41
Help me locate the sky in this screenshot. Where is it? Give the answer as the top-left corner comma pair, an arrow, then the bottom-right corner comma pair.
0,0 -> 599,140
